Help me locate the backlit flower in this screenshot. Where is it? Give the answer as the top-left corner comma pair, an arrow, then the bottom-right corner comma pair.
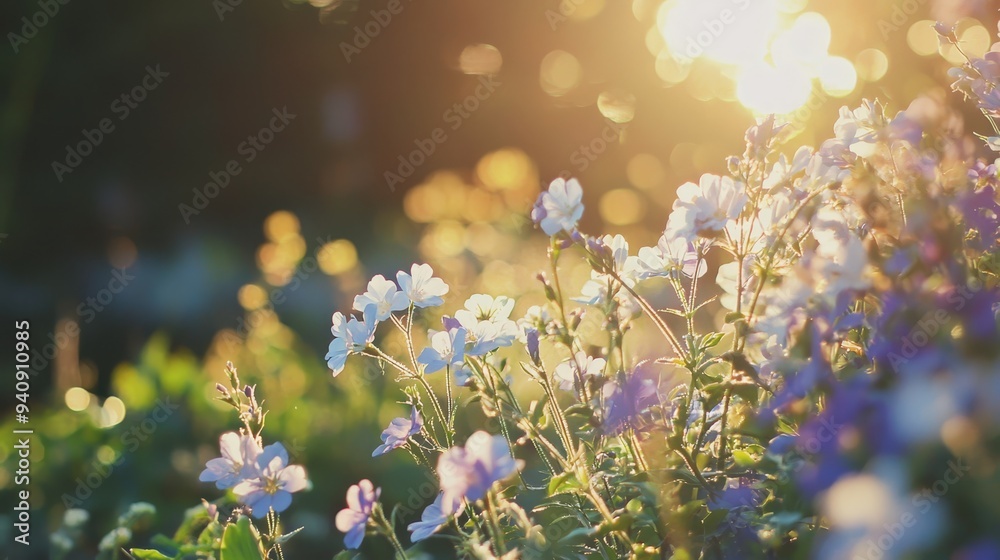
372,407 -> 423,457
437,431 -> 523,514
418,328 -> 467,373
665,174 -> 748,240
326,306 -> 378,376
397,263 -> 449,308
335,479 -> 380,549
199,432 -> 262,490
353,275 -> 409,321
532,177 -> 585,236
232,442 -> 308,518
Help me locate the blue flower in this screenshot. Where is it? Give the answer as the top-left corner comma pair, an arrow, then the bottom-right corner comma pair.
437,431 -> 523,515
335,479 -> 380,549
198,432 -> 262,490
417,328 -> 466,374
407,492 -> 460,542
326,305 -> 378,376
372,407 -> 423,457
232,442 -> 308,518
353,274 -> 409,321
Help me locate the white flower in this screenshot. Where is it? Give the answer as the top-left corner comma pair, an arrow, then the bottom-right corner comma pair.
456,294 -> 515,324
810,208 -> 870,296
199,432 -> 263,489
326,306 -> 378,376
397,263 -> 449,308
628,235 -> 706,280
418,328 -> 466,373
665,174 -> 748,240
353,275 -> 409,321
716,256 -> 758,312
532,178 -> 585,236
455,295 -> 518,356
762,146 -> 812,191
553,352 -> 607,391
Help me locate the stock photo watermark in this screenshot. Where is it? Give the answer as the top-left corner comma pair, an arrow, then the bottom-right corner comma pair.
384,74 -> 500,191
878,0 -> 929,39
7,0 -> 71,54
60,398 -> 181,509
340,0 -> 415,63
178,106 -> 296,223
51,64 -> 169,183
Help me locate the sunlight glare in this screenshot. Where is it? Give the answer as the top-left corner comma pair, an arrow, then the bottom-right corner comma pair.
736,62 -> 812,115
658,0 -> 780,66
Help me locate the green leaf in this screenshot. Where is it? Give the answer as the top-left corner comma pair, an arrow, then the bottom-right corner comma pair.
129,550 -> 172,560
547,471 -> 581,495
700,332 -> 726,349
732,449 -> 756,467
220,517 -> 265,560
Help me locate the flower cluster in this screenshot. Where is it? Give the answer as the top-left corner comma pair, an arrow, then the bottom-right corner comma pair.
199,363 -> 308,520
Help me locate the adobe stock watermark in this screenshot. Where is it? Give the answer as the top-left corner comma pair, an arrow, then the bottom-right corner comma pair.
27,267 -> 136,378
383,74 -> 501,191
671,0 -> 752,65
340,0 -> 415,63
178,106 -> 296,223
7,0 -> 71,54
213,0 -> 245,21
221,236 -> 337,348
544,0 -> 590,31
852,458 -> 971,560
557,118 -> 628,176
60,398 -> 181,508
51,65 -> 169,183
877,0 -> 929,39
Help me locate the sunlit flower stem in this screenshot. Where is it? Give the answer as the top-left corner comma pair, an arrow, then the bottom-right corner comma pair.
366,346 -> 451,448
483,491 -> 508,556
371,503 -> 408,560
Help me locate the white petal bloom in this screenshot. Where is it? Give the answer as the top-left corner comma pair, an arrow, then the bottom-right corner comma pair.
665,174 -> 748,241
418,328 -> 466,373
553,352 -> 607,391
629,235 -> 706,280
397,263 -> 449,308
353,275 -> 410,321
326,306 -> 378,376
532,177 -> 585,236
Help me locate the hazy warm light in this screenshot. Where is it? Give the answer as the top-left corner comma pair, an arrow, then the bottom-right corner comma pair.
600,189 -> 646,225
100,396 -> 127,428
736,62 -> 812,115
318,239 -> 358,275
770,12 -> 831,70
540,50 -> 582,97
907,21 -> 940,57
818,56 -> 858,97
264,210 -> 300,242
855,48 -> 889,82
658,0 -> 780,66
597,90 -> 637,123
627,153 -> 666,190
65,387 -> 91,411
238,284 -> 269,310
476,148 -> 534,191
939,20 -> 992,64
459,44 -> 503,75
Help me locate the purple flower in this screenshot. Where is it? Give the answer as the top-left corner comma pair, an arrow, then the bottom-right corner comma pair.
232,443 -> 309,518
407,492 -> 460,542
601,365 -> 664,436
372,407 -> 423,457
335,479 -> 381,549
198,432 -> 262,490
437,431 -> 523,515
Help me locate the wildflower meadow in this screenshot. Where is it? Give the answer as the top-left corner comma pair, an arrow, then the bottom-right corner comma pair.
7,1 -> 1000,559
